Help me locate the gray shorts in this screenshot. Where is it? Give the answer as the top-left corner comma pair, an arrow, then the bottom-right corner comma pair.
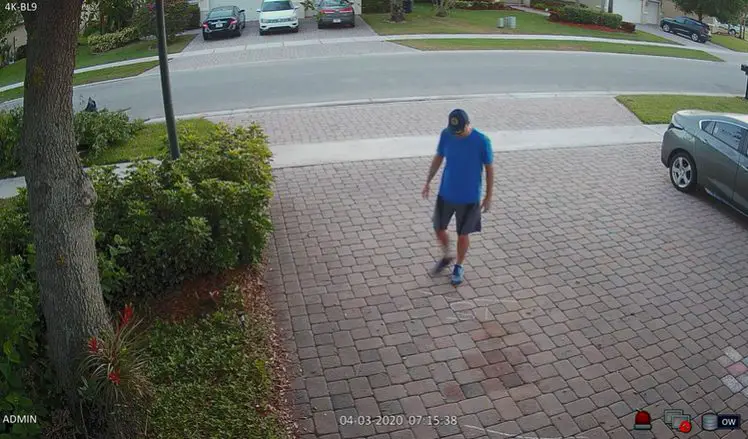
433,195 -> 482,235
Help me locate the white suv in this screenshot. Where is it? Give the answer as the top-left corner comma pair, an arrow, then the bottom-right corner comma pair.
257,0 -> 300,35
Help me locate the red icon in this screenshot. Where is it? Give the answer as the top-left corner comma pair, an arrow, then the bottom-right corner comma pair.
634,410 -> 652,430
679,420 -> 692,433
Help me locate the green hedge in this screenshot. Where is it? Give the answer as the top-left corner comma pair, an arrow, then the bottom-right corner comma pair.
0,120 -> 275,435
87,27 -> 139,53
558,5 -> 621,29
0,108 -> 145,176
363,0 -> 389,13
186,3 -> 201,29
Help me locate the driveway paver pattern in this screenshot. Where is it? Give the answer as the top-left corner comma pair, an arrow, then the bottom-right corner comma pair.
213,96 -> 642,145
267,143 -> 748,439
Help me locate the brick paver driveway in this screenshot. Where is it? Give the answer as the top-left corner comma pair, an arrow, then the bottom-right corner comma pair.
267,143 -> 748,439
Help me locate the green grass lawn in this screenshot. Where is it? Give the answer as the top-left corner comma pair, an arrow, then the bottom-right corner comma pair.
0,61 -> 160,103
362,4 -> 675,43
396,38 -> 721,60
0,34 -> 193,88
616,94 -> 748,124
710,34 -> 748,52
87,118 -> 215,166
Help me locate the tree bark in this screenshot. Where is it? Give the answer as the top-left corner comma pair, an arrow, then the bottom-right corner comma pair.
390,0 -> 404,21
20,0 -> 111,405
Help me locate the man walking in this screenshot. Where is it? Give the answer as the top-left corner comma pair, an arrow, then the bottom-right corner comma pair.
422,109 -> 494,285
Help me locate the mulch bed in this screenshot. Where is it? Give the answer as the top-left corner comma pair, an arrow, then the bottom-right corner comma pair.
557,21 -> 632,33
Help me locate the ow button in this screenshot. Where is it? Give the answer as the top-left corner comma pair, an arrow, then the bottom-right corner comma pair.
717,414 -> 741,430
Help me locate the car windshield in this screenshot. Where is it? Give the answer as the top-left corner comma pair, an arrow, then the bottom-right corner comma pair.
262,1 -> 293,11
319,0 -> 349,7
208,8 -> 234,18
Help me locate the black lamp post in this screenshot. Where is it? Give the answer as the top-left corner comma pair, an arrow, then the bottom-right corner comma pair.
155,0 -> 181,159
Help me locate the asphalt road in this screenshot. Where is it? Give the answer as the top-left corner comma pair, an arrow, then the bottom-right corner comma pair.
6,51 -> 746,119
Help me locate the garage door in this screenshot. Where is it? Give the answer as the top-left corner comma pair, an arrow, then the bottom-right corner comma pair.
614,0 -> 641,23
209,0 -> 265,21
643,0 -> 660,25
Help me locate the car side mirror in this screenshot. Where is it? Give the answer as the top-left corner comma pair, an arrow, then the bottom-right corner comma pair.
256,8 -> 261,12
239,9 -> 245,13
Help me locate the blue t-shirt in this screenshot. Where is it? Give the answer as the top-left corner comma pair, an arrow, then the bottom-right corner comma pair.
437,128 -> 493,204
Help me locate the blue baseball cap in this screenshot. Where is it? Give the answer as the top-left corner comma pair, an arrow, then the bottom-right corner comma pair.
447,109 -> 470,134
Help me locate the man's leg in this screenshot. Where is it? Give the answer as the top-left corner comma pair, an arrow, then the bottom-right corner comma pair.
456,234 -> 469,266
451,203 -> 481,285
432,196 -> 454,275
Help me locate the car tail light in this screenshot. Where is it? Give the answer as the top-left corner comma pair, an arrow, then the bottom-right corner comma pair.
320,9 -> 335,13
229,18 -> 237,25
340,7 -> 353,12
202,22 -> 209,28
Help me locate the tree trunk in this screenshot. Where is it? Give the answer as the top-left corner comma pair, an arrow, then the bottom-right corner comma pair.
20,0 -> 111,406
607,0 -> 613,14
390,0 -> 404,21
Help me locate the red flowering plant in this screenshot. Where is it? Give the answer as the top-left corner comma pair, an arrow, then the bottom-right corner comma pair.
78,303 -> 152,435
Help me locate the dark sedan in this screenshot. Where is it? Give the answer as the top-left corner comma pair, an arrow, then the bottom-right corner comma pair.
661,111 -> 748,215
316,0 -> 355,28
202,6 -> 246,40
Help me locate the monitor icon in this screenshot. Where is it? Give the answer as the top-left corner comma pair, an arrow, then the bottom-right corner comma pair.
664,409 -> 692,433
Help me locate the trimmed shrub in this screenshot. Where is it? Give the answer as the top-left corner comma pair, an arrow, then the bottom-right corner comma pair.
74,109 -> 145,158
620,20 -> 636,32
88,122 -> 274,300
186,3 -> 201,29
15,44 -> 25,61
133,0 -> 191,41
600,10 -> 622,28
549,11 -> 560,21
0,108 -> 145,176
455,0 -> 506,9
362,0 -> 389,13
558,5 -> 622,29
87,26 -> 139,53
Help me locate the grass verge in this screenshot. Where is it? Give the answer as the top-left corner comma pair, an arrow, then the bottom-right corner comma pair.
146,278 -> 291,438
362,4 -> 674,43
616,94 -> 748,124
0,60 -> 160,103
710,34 -> 748,52
86,118 -> 214,166
395,38 -> 722,61
0,34 -> 193,88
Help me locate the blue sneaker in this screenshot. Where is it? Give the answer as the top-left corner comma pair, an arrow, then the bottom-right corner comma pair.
431,257 -> 453,276
451,264 -> 465,285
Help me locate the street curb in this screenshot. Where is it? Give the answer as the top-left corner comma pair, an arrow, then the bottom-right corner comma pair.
142,91 -> 739,123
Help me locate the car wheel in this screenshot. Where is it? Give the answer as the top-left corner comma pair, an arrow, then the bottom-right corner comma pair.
259,29 -> 265,35
730,29 -> 737,36
317,22 -> 323,29
662,23 -> 671,32
293,26 -> 299,33
202,33 -> 210,40
669,151 -> 697,193
690,32 -> 701,42
350,20 -> 355,27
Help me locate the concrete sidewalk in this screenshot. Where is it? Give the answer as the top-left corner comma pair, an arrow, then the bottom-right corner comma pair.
0,125 -> 666,199
270,124 -> 668,168
0,32 -> 732,93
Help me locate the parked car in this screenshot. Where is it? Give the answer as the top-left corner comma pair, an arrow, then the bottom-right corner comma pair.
717,21 -> 742,37
202,6 -> 246,40
661,111 -> 748,215
660,16 -> 711,43
316,0 -> 355,28
257,0 -> 300,35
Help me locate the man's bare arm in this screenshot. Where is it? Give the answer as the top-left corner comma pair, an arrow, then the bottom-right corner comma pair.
426,155 -> 444,184
484,164 -> 494,199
